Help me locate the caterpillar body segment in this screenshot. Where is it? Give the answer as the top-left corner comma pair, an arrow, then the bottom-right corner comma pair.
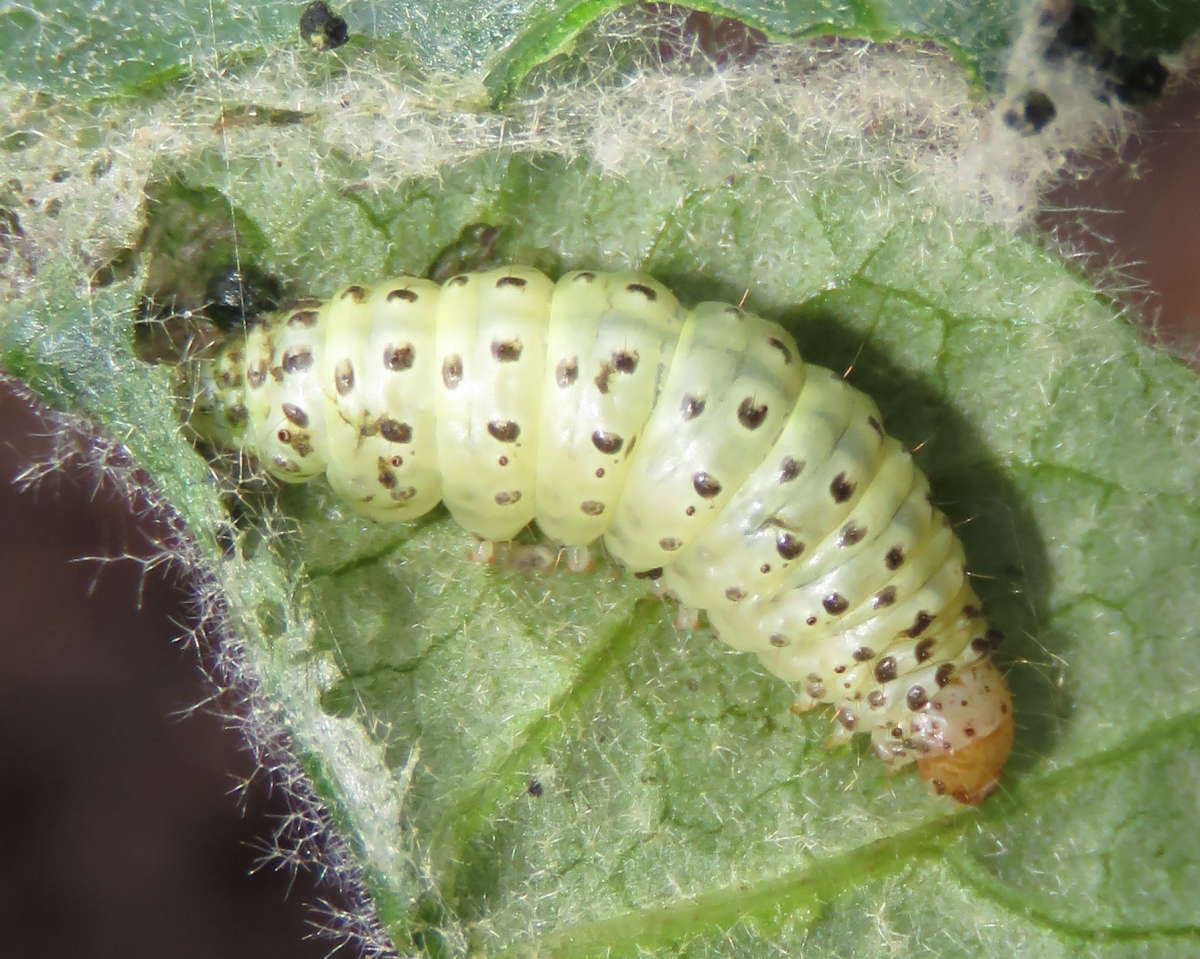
323,280 -> 444,522
187,266 -> 1013,802
536,270 -> 687,546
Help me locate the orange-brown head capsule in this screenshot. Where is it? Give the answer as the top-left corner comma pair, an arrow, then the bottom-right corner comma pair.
915,659 -> 1013,804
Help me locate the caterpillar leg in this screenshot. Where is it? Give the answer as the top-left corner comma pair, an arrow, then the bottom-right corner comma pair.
563,545 -> 593,573
915,659 -> 1014,805
673,605 -> 701,631
469,539 -> 497,565
504,543 -> 557,574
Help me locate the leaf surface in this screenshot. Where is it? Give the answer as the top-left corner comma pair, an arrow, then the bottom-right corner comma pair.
2,10 -> 1199,959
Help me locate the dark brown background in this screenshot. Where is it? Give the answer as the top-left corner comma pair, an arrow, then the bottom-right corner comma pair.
0,78 -> 1195,959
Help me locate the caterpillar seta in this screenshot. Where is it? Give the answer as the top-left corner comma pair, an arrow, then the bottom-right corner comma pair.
183,265 -> 1014,804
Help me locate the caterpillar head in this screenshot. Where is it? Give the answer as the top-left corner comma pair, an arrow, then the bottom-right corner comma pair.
914,659 -> 1013,805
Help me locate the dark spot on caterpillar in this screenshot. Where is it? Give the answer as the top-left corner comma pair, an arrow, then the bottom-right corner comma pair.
935,663 -> 955,687
282,348 -> 313,374
592,431 -> 623,454
498,456 -> 508,466
904,611 -> 934,638
527,780 -> 543,797
838,522 -> 866,546
769,634 -> 788,647
492,339 -> 523,362
693,472 -> 722,498
872,586 -> 897,608
634,567 -> 663,580
447,275 -> 469,286
613,350 -> 638,373
390,455 -> 403,467
852,646 -> 874,662
387,287 -> 418,303
906,686 -> 929,711
574,271 -> 596,282
963,604 -> 981,619
836,708 -> 856,730
724,587 -> 744,602
830,473 -> 855,502
226,404 -> 247,425
276,428 -> 291,443
580,500 -> 605,516
767,336 -> 792,363
288,309 -> 318,327
442,354 -> 463,388
833,664 -> 846,674
340,285 -> 367,302
282,403 -> 309,427
595,467 -> 605,478
379,418 -> 412,443
737,397 -> 768,430
659,537 -> 682,551
779,457 -> 803,482
495,490 -> 522,505
384,343 -> 414,371
626,282 -> 657,300
594,363 -> 613,394
759,563 -> 770,574
805,674 -> 824,699
867,690 -> 886,708
685,506 -> 696,516
488,420 -> 520,443
874,657 -> 897,683
377,459 -> 397,489
914,637 -> 935,662
868,415 -> 883,436
885,545 -> 904,569
972,628 -> 1005,654
806,616 -> 817,626
822,593 -> 848,615
681,394 -> 705,420
496,275 -> 527,289
775,532 -> 803,560
391,486 -> 417,502
556,356 -> 579,387
334,358 -> 355,394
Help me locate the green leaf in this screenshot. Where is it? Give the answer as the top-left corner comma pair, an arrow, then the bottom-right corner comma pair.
3,0 -> 1198,102
3,19 -> 1200,959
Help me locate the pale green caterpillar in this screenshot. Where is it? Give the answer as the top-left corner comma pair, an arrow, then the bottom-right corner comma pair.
188,266 -> 1013,803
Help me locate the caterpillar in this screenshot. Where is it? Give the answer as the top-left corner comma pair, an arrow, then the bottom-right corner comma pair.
185,265 -> 1014,804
